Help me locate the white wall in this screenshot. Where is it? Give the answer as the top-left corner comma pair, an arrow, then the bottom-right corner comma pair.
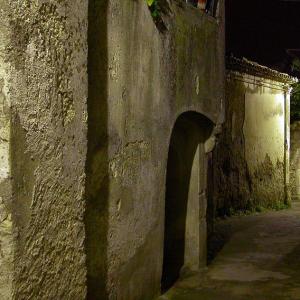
243,87 -> 285,172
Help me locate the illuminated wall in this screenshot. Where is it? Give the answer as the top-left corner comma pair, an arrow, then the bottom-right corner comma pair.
0,8 -> 13,299
243,84 -> 286,172
213,62 -> 293,212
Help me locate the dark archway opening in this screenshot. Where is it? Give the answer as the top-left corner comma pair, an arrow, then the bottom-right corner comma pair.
161,112 -> 214,293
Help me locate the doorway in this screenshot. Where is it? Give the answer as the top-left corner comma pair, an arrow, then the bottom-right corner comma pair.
161,112 -> 213,292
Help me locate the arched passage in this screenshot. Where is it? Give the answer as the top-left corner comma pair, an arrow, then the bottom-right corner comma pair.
161,112 -> 214,292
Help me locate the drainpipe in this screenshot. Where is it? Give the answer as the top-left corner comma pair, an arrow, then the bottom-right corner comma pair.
284,88 -> 291,205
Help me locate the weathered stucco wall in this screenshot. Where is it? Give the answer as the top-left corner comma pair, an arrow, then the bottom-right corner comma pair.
0,3 -> 13,298
4,1 -> 88,299
214,70 -> 290,213
3,0 -> 224,299
86,0 -> 225,299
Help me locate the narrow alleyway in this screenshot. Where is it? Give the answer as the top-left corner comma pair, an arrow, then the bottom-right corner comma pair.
159,203 -> 300,300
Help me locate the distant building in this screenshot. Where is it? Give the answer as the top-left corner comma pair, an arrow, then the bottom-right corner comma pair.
213,57 -> 296,213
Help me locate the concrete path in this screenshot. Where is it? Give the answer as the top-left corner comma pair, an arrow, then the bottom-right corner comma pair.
158,203 -> 300,300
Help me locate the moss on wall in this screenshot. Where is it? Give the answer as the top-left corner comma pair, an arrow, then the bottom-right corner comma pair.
213,72 -> 289,216
85,0 -> 225,299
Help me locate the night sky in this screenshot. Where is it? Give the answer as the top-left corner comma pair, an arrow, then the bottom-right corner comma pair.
226,0 -> 300,70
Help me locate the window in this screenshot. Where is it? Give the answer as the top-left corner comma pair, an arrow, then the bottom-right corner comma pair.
185,0 -> 219,17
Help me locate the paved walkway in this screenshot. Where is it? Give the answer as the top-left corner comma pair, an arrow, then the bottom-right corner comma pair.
158,203 -> 300,300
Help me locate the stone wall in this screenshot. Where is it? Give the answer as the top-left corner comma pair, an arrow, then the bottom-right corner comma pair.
213,67 -> 291,214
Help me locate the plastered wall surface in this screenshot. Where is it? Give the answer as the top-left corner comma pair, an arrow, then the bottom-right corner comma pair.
214,72 -> 289,212
244,91 -> 285,170
161,113 -> 213,292
3,0 -> 224,299
86,1 -> 225,299
5,1 -> 88,299
0,3 -> 12,298
243,82 -> 287,206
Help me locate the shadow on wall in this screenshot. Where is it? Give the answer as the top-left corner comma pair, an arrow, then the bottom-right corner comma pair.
85,0 -> 109,299
161,112 -> 214,293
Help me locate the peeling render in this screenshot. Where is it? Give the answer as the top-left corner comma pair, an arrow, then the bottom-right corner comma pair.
85,1 -> 225,299
213,64 -> 293,214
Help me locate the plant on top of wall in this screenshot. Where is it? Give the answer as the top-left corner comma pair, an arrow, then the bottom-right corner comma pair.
147,0 -> 159,18
146,0 -> 170,31
291,58 -> 300,122
291,83 -> 300,122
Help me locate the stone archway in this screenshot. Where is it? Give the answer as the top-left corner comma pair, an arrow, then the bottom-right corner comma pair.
161,112 -> 214,292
